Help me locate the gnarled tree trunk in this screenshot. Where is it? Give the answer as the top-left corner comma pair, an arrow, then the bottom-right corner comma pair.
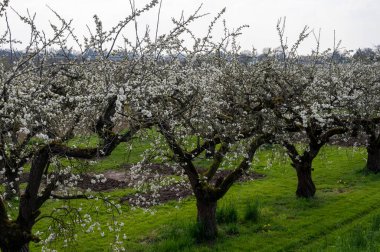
196,199 -> 217,240
366,143 -> 380,173
0,236 -> 31,252
294,161 -> 316,198
0,147 -> 49,252
0,219 -> 33,252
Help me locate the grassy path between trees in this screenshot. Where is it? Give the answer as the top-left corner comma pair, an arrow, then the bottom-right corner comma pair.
22,145 -> 380,251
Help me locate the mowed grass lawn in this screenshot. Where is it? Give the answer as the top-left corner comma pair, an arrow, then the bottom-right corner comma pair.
22,144 -> 380,251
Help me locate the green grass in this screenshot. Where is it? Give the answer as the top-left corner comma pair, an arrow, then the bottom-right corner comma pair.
217,201 -> 238,224
5,144 -> 380,251
244,198 -> 261,223
66,135 -> 151,172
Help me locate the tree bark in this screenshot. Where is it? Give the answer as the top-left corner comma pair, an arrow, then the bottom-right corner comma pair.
205,144 -> 215,158
285,140 -> 319,199
196,199 -> 217,240
366,144 -> 380,173
0,220 -> 33,252
294,161 -> 316,198
0,148 -> 49,252
0,242 -> 30,252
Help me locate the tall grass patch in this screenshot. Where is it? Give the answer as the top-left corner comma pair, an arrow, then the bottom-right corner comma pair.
244,198 -> 261,223
216,201 -> 238,224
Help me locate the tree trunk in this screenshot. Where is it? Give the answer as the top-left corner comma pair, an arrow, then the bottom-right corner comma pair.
366,144 -> 380,173
294,162 -> 316,198
0,221 -> 32,252
196,199 -> 217,240
17,243 -> 30,252
0,241 -> 30,252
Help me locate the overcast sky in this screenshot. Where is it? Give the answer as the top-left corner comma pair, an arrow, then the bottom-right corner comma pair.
4,0 -> 380,54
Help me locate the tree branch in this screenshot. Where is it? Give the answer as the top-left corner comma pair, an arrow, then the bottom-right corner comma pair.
216,134 -> 272,199
158,122 -> 200,188
205,143 -> 229,182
